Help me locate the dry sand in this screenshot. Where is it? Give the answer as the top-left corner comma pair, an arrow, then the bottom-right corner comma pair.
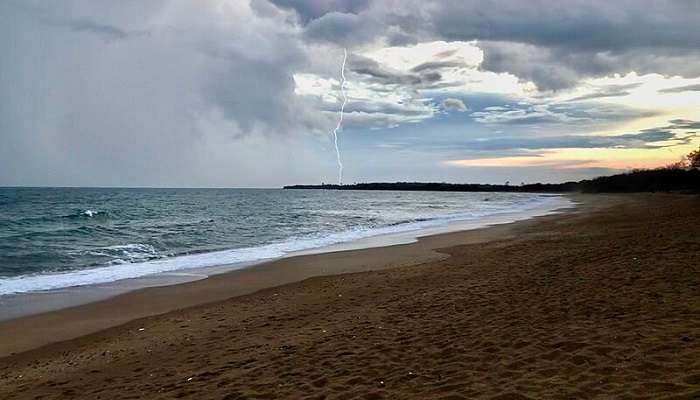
1,193 -> 699,399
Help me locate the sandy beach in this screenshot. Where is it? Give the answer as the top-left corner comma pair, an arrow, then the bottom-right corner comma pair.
1,193 -> 699,399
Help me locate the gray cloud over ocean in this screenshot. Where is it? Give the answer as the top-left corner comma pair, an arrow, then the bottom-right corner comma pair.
2,0 -> 699,187
1,1 -> 333,187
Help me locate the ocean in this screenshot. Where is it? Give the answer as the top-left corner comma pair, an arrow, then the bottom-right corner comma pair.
0,187 -> 565,296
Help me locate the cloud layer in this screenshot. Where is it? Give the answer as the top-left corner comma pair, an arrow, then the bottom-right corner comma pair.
2,0 -> 700,186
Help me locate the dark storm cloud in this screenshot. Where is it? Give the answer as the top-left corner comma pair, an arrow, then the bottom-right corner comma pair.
427,1 -> 700,51
478,42 -> 579,91
204,46 -> 308,135
288,0 -> 700,91
271,1 -> 700,93
444,0 -> 700,89
0,1 -> 335,187
303,11 -> 382,46
268,0 -> 370,23
480,41 -> 700,91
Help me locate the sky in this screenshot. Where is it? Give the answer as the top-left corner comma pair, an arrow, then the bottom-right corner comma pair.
2,0 -> 700,187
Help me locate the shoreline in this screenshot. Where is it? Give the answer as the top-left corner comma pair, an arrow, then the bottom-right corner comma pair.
0,194 -> 578,358
0,194 -> 570,322
0,192 -> 564,300
3,193 -> 698,399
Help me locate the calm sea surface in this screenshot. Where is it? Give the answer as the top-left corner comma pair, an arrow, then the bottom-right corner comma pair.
0,188 -> 561,295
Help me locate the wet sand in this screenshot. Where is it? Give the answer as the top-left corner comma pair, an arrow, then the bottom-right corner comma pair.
1,193 -> 700,399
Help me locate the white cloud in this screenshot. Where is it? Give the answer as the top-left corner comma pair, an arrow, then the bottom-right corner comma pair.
293,40 -> 536,130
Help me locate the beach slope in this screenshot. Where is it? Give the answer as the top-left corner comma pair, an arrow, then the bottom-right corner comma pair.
1,194 -> 699,399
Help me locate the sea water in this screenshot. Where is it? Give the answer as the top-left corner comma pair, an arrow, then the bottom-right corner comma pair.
0,187 -> 566,296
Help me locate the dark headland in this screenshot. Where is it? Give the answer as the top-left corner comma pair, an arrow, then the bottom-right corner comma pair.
285,167 -> 700,193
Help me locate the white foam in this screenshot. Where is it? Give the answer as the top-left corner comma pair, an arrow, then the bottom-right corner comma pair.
0,195 -> 568,296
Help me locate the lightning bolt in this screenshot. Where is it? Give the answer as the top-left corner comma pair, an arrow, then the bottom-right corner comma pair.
332,48 -> 348,185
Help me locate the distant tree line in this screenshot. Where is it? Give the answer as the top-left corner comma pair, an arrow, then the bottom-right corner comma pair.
285,147 -> 700,194
284,181 -> 580,193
